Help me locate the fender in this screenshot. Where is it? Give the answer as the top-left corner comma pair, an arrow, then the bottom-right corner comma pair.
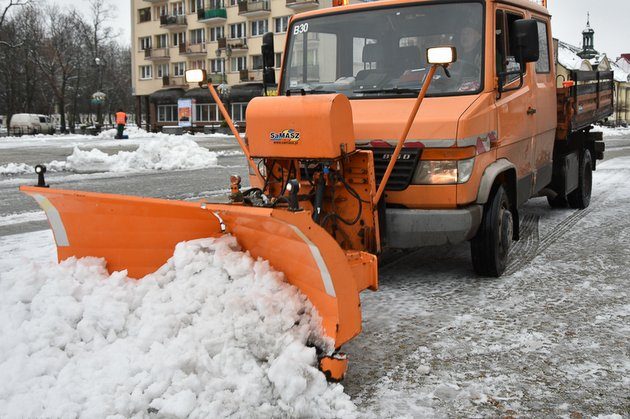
476,158 -> 520,240
476,159 -> 517,205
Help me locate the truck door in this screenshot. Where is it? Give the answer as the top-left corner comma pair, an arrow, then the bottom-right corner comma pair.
530,17 -> 557,193
495,8 -> 535,206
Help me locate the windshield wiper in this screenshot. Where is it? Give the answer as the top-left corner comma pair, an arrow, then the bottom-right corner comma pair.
353,87 -> 420,95
286,88 -> 338,96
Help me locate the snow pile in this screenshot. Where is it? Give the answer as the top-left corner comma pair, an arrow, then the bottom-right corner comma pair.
0,162 -> 33,175
63,137 -> 219,173
0,137 -> 222,175
97,125 -> 167,140
0,235 -> 356,418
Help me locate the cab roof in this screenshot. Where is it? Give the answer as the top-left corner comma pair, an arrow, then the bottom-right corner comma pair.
292,0 -> 549,21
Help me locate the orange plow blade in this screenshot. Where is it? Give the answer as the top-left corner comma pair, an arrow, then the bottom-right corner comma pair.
20,186 -> 377,348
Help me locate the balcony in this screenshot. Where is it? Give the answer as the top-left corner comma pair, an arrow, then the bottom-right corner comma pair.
208,72 -> 228,84
237,1 -> 270,17
285,0 -> 319,10
144,48 -> 170,61
145,0 -> 167,3
218,37 -> 248,51
160,15 -> 187,29
162,76 -> 187,87
197,7 -> 227,23
179,42 -> 207,56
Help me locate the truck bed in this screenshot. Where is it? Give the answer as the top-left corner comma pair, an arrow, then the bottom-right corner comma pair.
556,70 -> 614,140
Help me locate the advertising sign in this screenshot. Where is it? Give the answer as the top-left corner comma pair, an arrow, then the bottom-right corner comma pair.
178,98 -> 193,128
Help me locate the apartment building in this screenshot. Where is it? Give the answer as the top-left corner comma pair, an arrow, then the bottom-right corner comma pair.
130,0 -> 332,131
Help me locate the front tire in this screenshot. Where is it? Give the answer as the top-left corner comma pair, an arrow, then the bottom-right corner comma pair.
471,185 -> 513,277
567,149 -> 592,209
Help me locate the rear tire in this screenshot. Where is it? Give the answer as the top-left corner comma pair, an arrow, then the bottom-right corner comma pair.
471,185 -> 513,277
567,149 -> 592,209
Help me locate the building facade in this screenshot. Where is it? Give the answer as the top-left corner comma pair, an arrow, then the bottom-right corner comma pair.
130,0 -> 333,131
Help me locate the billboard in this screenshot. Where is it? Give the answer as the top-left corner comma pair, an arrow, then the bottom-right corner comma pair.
178,98 -> 193,127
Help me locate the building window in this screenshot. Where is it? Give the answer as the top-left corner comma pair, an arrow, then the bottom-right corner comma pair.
251,19 -> 268,37
139,36 -> 152,51
252,55 -> 263,70
156,63 -> 169,77
210,58 -> 225,73
195,104 -> 219,122
275,52 -> 282,68
229,22 -> 246,39
140,65 -> 152,80
172,2 -> 185,16
231,103 -> 247,122
156,4 -> 168,17
173,32 -> 186,47
156,34 -> 168,49
228,0 -> 238,6
138,8 -> 151,23
274,16 -> 289,34
210,26 -> 224,42
190,28 -> 205,45
231,56 -> 247,72
158,105 -> 178,122
173,62 -> 186,77
190,59 -> 206,70
190,0 -> 203,13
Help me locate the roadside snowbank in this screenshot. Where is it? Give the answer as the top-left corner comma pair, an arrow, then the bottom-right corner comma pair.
0,137 -> 224,175
593,125 -> 630,138
0,234 -> 356,418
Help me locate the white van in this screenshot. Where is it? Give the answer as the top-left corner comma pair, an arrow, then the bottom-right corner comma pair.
9,114 -> 55,135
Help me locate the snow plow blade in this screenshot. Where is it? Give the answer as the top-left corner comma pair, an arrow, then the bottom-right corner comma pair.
20,186 -> 377,348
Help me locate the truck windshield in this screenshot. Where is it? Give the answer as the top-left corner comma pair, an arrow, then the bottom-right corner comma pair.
282,2 -> 484,98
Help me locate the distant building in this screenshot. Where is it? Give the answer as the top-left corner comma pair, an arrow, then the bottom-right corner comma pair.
130,0 -> 338,132
554,14 -> 628,125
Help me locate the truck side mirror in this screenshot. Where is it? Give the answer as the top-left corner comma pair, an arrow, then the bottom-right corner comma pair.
512,19 -> 539,63
498,19 -> 539,97
261,32 -> 276,86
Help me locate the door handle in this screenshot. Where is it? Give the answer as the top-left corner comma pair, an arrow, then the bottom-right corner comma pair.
527,107 -> 537,115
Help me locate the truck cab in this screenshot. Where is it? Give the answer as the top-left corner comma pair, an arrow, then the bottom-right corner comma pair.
266,0 -> 608,276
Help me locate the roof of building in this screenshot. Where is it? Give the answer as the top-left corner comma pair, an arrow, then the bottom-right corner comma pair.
557,40 -> 593,71
610,61 -> 630,83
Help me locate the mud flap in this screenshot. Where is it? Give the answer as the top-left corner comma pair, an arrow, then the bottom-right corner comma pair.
20,186 -> 376,349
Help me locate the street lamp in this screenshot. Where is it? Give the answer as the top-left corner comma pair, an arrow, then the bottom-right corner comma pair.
94,57 -> 105,126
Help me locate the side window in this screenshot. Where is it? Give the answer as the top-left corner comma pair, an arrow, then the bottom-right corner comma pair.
535,20 -> 550,73
496,10 -> 524,82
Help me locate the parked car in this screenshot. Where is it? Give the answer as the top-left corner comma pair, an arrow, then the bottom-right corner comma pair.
9,114 -> 55,135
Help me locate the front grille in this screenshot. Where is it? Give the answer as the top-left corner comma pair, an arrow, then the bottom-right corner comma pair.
364,147 -> 421,191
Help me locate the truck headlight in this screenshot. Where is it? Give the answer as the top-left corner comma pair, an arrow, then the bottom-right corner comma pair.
412,158 -> 475,185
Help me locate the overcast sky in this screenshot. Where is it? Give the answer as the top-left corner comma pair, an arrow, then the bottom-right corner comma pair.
61,0 -> 629,59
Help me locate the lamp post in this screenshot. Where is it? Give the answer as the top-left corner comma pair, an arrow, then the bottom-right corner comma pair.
94,57 -> 105,127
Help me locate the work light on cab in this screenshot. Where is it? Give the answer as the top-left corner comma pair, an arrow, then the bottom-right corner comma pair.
426,46 -> 457,65
185,69 -> 207,84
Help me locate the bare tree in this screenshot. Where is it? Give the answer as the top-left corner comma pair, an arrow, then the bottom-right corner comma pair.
0,0 -> 29,47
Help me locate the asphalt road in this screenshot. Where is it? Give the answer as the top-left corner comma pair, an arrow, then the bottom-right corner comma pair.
1,132 -> 629,417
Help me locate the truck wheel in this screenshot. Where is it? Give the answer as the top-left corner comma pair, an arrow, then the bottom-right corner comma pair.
567,149 -> 592,209
471,185 -> 513,277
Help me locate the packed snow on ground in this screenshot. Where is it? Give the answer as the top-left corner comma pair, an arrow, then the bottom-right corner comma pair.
0,210 -> 47,227
0,136 -> 227,175
0,233 -> 357,418
593,125 -> 630,138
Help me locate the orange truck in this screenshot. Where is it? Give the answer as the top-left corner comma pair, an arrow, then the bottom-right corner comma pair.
255,0 -> 611,277
21,0 -> 612,380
